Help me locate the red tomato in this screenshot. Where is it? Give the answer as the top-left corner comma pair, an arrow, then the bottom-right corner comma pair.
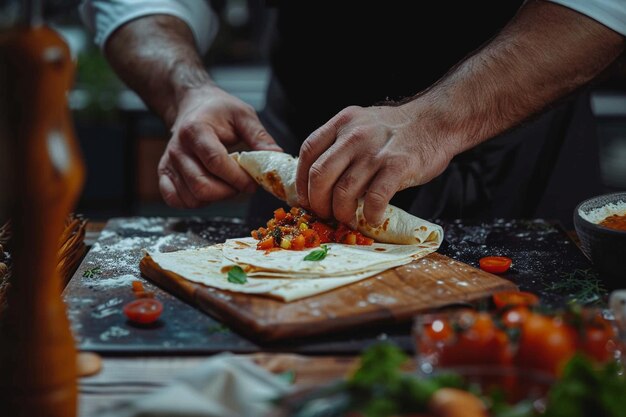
311,222 -> 334,243
479,256 -> 512,274
501,306 -> 532,328
123,298 -> 163,324
580,325 -> 616,363
356,234 -> 374,245
439,311 -> 512,367
493,291 -> 539,309
574,311 -> 618,363
515,313 -> 577,376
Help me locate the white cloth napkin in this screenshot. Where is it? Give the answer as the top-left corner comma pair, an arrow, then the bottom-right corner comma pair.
93,353 -> 293,417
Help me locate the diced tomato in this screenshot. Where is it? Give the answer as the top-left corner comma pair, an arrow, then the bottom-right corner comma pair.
479,256 -> 512,274
356,234 -> 374,245
311,222 -> 334,243
123,298 -> 163,325
334,223 -> 351,243
341,232 -> 357,245
291,234 -> 306,250
132,280 -> 144,293
257,236 -> 275,250
274,207 -> 287,221
302,229 -> 321,248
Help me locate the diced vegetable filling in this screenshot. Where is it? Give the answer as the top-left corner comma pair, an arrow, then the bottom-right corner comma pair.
251,207 -> 374,250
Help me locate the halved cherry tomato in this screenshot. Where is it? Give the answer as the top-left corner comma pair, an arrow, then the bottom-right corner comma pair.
493,291 -> 539,309
123,298 -> 163,324
479,256 -> 512,274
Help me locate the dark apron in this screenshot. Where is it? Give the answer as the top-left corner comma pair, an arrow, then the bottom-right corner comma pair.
245,2 -> 605,230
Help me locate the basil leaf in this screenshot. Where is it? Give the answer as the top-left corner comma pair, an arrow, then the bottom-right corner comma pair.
303,245 -> 329,261
227,265 -> 247,284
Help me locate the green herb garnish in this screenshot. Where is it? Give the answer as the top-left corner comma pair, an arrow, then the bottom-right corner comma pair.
83,266 -> 101,278
545,269 -> 608,306
303,244 -> 329,261
227,265 -> 247,284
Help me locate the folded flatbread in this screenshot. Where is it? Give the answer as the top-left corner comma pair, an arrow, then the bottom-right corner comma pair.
232,150 -> 443,245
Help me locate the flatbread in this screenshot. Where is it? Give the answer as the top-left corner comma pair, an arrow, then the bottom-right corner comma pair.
143,152 -> 444,302
146,246 -> 393,302
232,150 -> 443,245
222,237 -> 438,277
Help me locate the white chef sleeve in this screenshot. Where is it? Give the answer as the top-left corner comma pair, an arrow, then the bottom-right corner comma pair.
547,0 -> 626,36
78,0 -> 218,53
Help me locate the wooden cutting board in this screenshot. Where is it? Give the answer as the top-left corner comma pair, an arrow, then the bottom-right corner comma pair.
140,251 -> 517,342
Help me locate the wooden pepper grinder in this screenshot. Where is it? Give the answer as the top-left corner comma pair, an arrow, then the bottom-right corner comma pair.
0,1 -> 85,416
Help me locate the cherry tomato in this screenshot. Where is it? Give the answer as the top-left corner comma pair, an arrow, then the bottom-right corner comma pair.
575,310 -> 618,363
580,325 -> 616,363
123,298 -> 163,324
493,291 -> 539,309
479,256 -> 512,274
515,312 -> 577,377
501,306 -> 532,328
439,310 -> 512,367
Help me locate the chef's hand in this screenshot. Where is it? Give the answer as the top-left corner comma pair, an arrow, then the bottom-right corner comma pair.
158,85 -> 282,208
295,104 -> 455,226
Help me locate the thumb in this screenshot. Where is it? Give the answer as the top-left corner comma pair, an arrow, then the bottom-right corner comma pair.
235,113 -> 283,152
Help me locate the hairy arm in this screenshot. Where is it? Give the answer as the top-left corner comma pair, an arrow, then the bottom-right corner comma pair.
419,0 -> 625,156
104,15 -> 211,128
103,15 -> 281,208
296,0 -> 625,225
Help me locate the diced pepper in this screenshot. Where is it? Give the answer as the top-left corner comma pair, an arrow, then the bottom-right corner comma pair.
302,229 -> 321,248
274,207 -> 287,221
280,236 -> 292,249
257,236 -> 275,250
291,234 -> 306,250
342,232 -> 357,245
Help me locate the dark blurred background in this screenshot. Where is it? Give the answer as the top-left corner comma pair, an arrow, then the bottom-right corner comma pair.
43,1 -> 626,223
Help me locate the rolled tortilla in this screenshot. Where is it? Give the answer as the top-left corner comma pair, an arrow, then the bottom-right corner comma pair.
231,150 -> 443,245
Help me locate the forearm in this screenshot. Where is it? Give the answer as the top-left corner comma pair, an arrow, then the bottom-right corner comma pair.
104,14 -> 213,128
411,0 -> 625,156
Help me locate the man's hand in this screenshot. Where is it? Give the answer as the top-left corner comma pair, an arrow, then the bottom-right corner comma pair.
158,84 -> 281,208
296,0 -> 624,226
104,15 -> 282,209
296,104 -> 454,227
